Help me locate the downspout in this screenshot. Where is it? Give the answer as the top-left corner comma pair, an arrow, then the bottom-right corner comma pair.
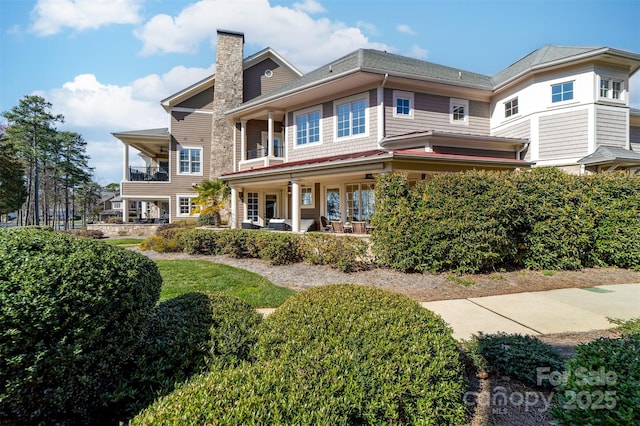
517,141 -> 530,161
377,73 -> 389,144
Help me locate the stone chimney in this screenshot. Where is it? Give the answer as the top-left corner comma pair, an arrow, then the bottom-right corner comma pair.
211,30 -> 244,177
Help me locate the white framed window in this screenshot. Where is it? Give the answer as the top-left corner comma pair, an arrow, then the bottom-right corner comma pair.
505,97 -> 519,118
325,187 -> 340,221
294,107 -> 321,147
599,77 -> 623,101
301,186 -> 314,208
177,147 -> 202,175
247,192 -> 259,222
393,90 -> 414,118
450,98 -> 469,124
551,81 -> 574,103
335,94 -> 368,139
345,183 -> 375,222
177,195 -> 197,217
112,202 -> 122,210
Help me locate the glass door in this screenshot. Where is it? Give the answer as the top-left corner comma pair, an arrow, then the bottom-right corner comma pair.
265,193 -> 278,222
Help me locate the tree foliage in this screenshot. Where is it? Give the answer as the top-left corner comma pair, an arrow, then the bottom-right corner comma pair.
0,128 -> 27,215
190,179 -> 230,225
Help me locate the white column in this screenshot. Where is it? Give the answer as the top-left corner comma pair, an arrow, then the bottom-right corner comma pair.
121,198 -> 128,223
268,111 -> 274,158
291,179 -> 300,232
230,186 -> 238,229
240,120 -> 247,162
123,142 -> 129,181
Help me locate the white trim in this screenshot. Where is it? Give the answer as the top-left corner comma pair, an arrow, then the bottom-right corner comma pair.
392,90 -> 414,119
176,194 -> 199,218
449,98 -> 469,125
293,104 -> 323,149
300,185 -> 315,209
597,75 -> 625,103
176,146 -> 204,176
333,92 -> 370,141
171,107 -> 213,115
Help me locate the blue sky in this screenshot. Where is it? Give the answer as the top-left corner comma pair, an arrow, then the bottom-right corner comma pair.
1,0 -> 639,185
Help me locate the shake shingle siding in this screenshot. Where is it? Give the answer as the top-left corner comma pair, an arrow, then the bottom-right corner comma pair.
596,108 -> 627,148
631,125 -> 640,152
539,110 -> 588,159
176,88 -> 213,110
243,58 -> 299,101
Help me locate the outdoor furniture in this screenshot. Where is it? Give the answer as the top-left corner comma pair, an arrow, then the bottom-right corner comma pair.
351,221 -> 367,234
320,216 -> 331,231
331,221 -> 345,233
242,220 -> 261,230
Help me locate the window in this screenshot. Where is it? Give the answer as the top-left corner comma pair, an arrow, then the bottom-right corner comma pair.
247,192 -> 259,222
600,78 -> 623,100
325,187 -> 340,221
505,98 -> 519,118
178,148 -> 202,174
295,110 -> 321,146
336,96 -> 367,138
551,81 -> 573,103
177,196 -> 196,216
450,98 -> 469,124
301,186 -> 313,207
112,202 -> 121,209
345,183 -> 375,222
393,91 -> 414,118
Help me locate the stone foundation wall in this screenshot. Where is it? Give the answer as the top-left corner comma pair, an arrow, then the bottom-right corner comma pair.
87,223 -> 162,237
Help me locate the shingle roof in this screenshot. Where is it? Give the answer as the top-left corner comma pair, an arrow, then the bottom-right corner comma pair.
578,146 -> 640,165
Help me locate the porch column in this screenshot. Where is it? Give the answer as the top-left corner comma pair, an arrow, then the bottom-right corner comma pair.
291,179 -> 300,232
121,198 -> 128,223
240,120 -> 247,161
267,111 -> 274,158
123,142 -> 129,181
230,186 -> 238,229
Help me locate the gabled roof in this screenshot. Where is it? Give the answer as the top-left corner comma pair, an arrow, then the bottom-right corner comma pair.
160,47 -> 302,110
578,146 -> 640,166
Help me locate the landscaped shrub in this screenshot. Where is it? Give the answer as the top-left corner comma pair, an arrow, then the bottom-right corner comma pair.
608,316 -> 640,337
60,228 -> 105,239
248,231 -> 302,265
300,233 -> 370,272
551,336 -> 640,425
0,228 -> 162,425
466,332 -> 565,388
111,292 -> 262,421
140,234 -> 183,252
133,285 -> 466,425
255,284 -> 467,424
105,216 -> 123,223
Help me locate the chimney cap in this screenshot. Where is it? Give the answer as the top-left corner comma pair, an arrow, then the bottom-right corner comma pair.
217,29 -> 245,43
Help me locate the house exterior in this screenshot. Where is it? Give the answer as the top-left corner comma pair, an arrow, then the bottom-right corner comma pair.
113,30 -> 640,231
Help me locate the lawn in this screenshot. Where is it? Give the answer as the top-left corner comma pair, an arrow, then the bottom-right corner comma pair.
104,238 -> 145,247
155,259 -> 295,308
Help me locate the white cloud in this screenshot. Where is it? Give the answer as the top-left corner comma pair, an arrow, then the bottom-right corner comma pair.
30,0 -> 142,36
293,0 -> 326,14
134,0 -> 390,71
356,20 -> 378,36
396,24 -> 416,36
406,44 -> 429,59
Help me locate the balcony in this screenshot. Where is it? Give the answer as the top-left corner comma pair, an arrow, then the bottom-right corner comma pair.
128,166 -> 169,182
246,146 -> 284,160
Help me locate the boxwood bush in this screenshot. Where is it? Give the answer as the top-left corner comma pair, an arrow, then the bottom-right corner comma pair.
111,292 -> 262,421
551,336 -> 640,425
300,233 -> 370,272
132,285 -> 467,425
0,228 -> 162,425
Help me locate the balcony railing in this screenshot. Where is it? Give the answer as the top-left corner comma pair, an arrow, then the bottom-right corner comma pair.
246,146 -> 284,160
128,166 -> 169,182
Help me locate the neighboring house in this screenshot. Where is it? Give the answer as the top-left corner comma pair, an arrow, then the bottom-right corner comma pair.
113,30 -> 640,230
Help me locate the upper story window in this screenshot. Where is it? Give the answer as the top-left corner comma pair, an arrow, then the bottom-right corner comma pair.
336,95 -> 367,138
295,109 -> 321,146
450,98 -> 469,125
178,147 -> 202,174
551,81 -> 573,103
393,90 -> 414,118
505,97 -> 519,118
600,78 -> 623,100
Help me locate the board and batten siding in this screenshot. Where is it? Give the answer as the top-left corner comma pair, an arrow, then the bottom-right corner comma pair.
630,125 -> 640,152
286,89 -> 379,162
595,107 -> 627,148
539,110 -> 588,160
385,89 -> 490,137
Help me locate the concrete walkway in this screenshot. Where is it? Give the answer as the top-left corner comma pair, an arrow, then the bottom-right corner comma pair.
421,283 -> 640,341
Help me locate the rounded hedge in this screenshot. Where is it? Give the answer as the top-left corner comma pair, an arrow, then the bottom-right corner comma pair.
132,284 -> 466,425
0,228 -> 162,425
551,336 -> 640,425
113,292 -> 263,421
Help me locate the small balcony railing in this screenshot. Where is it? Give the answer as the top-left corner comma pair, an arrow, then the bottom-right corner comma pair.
128,166 -> 169,182
246,146 -> 284,160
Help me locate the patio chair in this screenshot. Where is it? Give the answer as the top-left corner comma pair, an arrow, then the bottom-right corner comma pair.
320,216 -> 331,231
351,221 -> 367,234
331,221 -> 345,233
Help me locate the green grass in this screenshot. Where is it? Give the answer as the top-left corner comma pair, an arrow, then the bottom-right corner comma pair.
446,274 -> 474,287
155,260 -> 295,308
104,238 -> 145,247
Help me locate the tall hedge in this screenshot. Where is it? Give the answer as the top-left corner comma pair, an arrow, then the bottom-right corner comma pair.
0,228 -> 162,425
372,169 -> 640,273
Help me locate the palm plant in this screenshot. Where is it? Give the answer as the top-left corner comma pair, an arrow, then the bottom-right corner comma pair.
190,179 -> 230,226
